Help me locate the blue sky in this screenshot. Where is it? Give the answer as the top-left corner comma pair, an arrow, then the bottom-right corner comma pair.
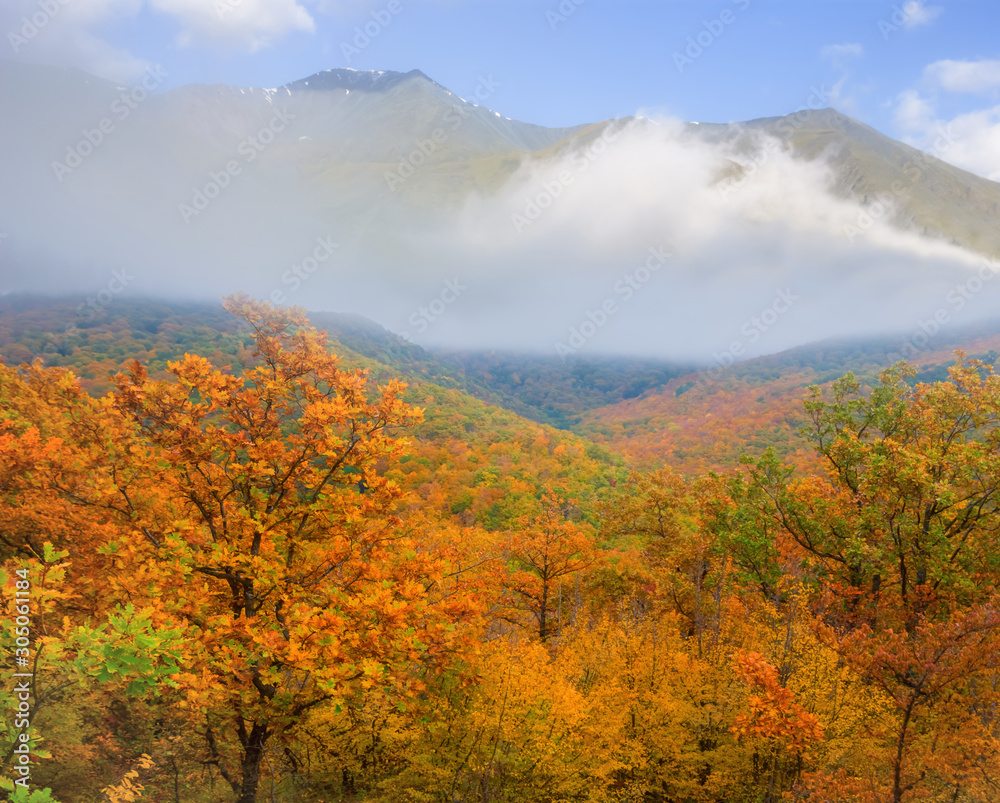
4,0 -> 1000,179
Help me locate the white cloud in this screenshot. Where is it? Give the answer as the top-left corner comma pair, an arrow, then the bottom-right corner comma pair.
893,58 -> 1000,182
901,1 -> 942,29
389,120 -> 989,358
59,0 -> 144,26
895,94 -> 1000,181
820,42 -> 863,69
894,88 -> 937,132
924,59 -> 1000,94
934,107 -> 1000,181
0,0 -> 315,81
149,0 -> 315,51
0,0 -> 152,83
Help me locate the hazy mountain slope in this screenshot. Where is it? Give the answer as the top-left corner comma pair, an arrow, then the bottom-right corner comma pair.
696,108 -> 1000,258
253,309 -> 698,428
4,62 -> 996,263
0,61 -> 588,295
3,62 -> 999,361
575,318 -> 1000,474
0,296 -> 623,528
424,350 -> 697,429
281,68 -> 585,156
5,295 -> 1000,482
0,291 -> 693,430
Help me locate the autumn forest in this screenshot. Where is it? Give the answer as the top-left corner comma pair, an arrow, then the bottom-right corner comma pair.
3,295 -> 1000,803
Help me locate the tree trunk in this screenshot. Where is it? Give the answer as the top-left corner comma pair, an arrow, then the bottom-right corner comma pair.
237,722 -> 270,803
892,697 -> 918,803
539,578 -> 549,641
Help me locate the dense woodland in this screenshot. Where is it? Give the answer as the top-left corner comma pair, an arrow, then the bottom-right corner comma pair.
3,295 -> 1000,803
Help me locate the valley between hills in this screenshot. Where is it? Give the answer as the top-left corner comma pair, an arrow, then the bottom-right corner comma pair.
3,62 -> 1000,803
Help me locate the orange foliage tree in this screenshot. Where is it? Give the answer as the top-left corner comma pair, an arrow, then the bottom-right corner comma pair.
501,493 -> 597,641
2,295 -> 474,803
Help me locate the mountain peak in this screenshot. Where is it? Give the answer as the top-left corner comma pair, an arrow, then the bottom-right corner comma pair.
282,68 -> 434,93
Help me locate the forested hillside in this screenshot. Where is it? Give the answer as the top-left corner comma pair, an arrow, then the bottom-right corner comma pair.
2,296 -> 1000,803
579,328 -> 1000,475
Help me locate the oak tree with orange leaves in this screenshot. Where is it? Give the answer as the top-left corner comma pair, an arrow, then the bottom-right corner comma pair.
3,295 -> 473,803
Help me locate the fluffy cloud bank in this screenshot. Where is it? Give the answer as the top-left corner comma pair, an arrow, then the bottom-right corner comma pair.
894,58 -> 1000,182
386,119 -> 993,360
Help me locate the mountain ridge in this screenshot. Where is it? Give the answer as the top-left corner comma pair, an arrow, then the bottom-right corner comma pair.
2,61 -> 999,360
283,67 -> 436,93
